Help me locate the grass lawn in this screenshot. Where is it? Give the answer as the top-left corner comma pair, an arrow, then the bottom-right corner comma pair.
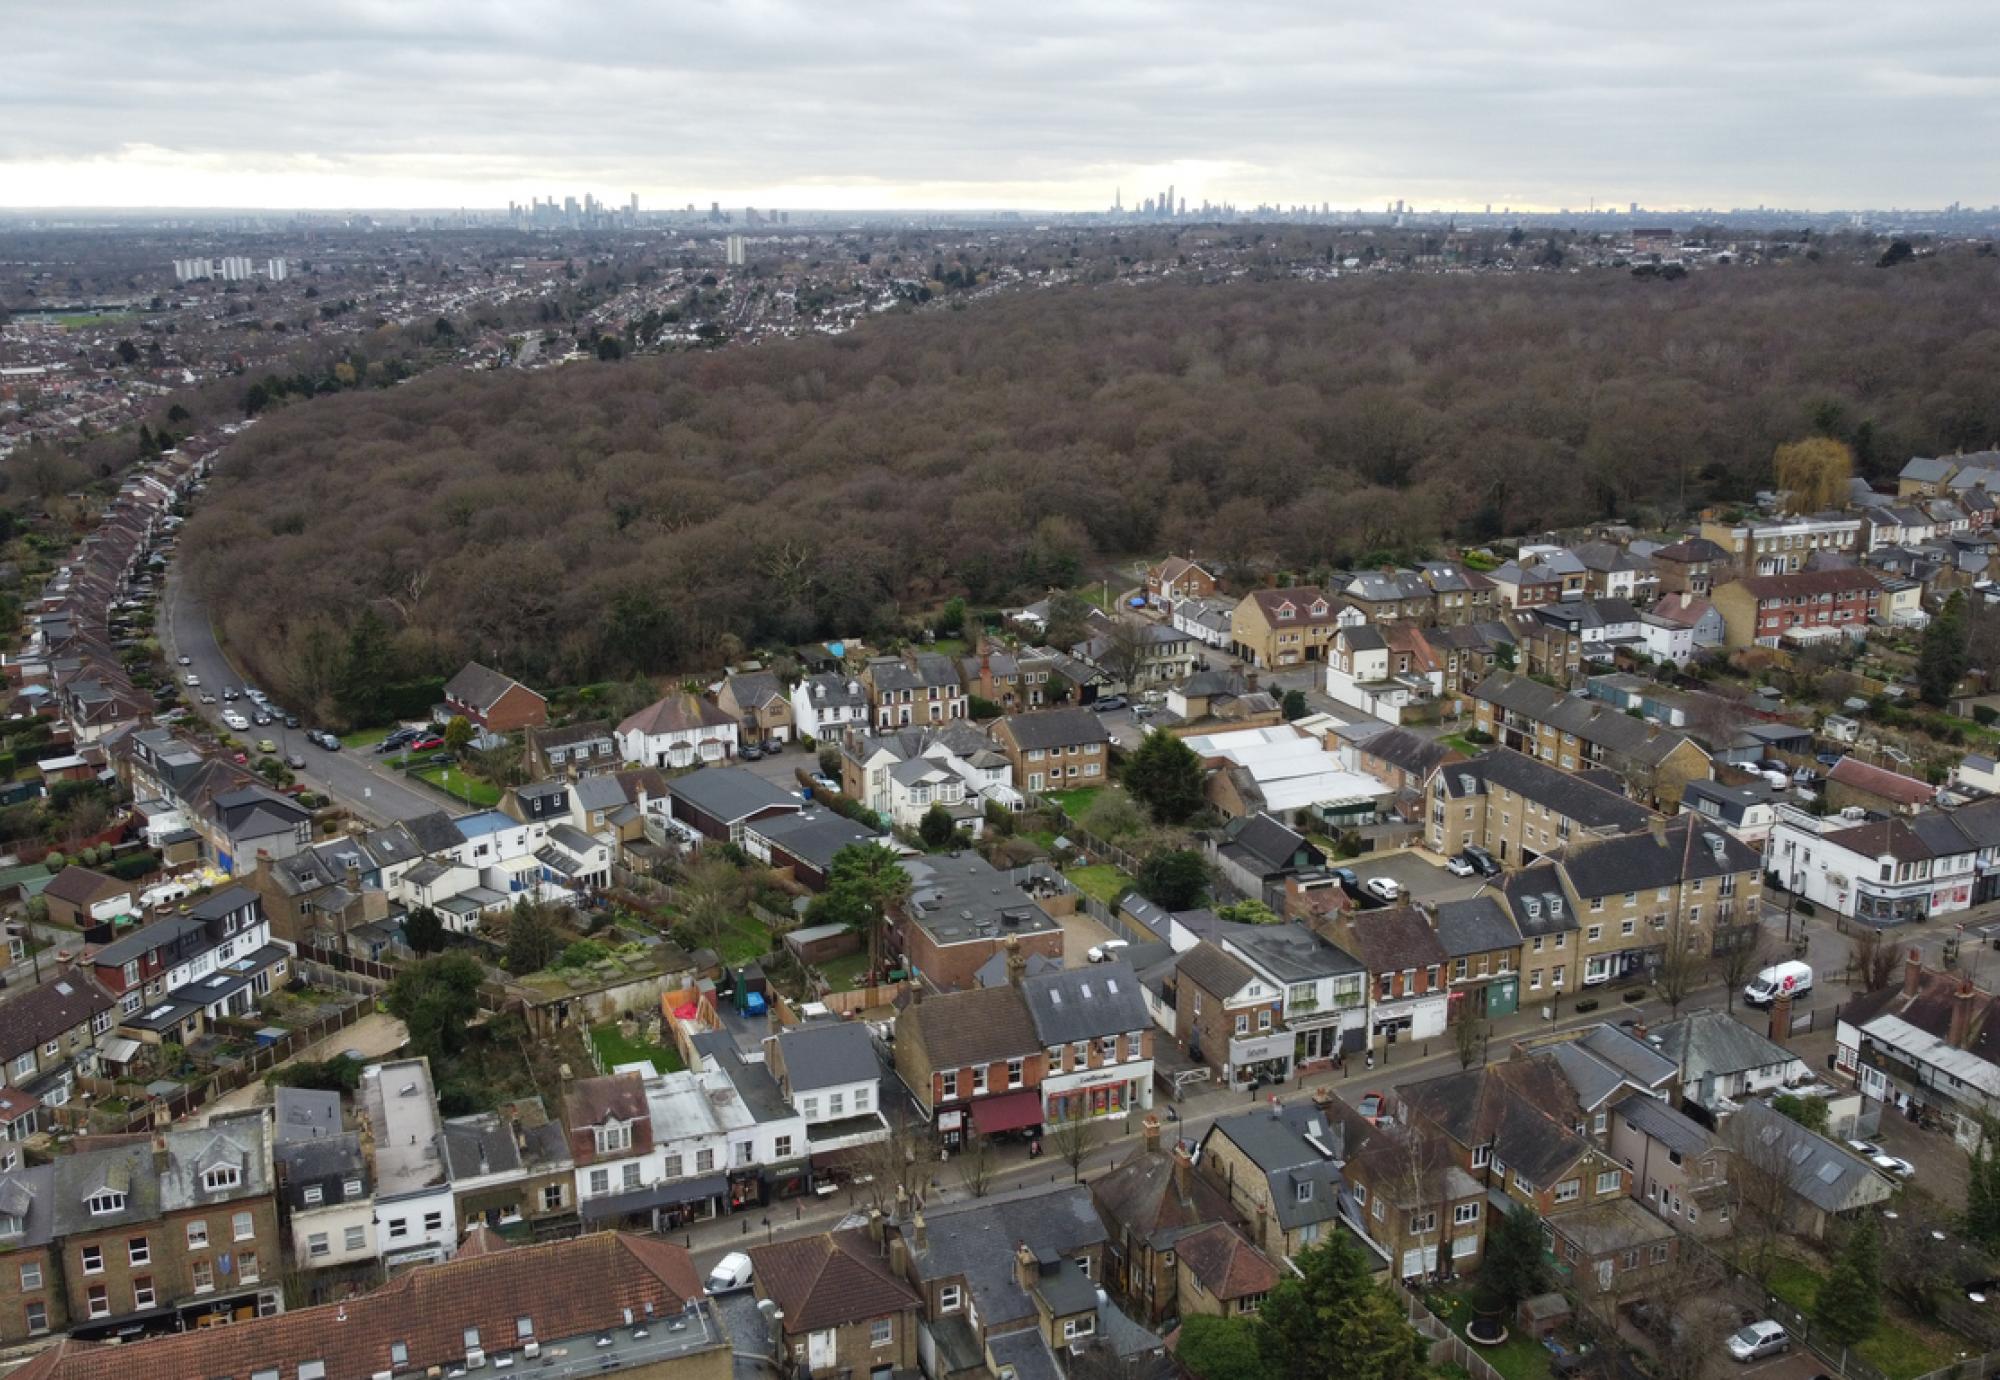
56,312 -> 131,328
1763,1253 -> 1959,1380
341,726 -> 392,749
415,765 -> 501,807
816,950 -> 871,992
926,637 -> 969,658
710,915 -> 775,965
1441,733 -> 1485,756
1064,863 -> 1132,906
1045,786 -> 1104,819
1424,1287 -> 1552,1380
589,1021 -> 685,1075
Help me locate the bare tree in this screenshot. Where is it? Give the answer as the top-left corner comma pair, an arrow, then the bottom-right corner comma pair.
1654,914 -> 1707,1017
1716,927 -> 1771,1016
1452,1016 -> 1489,1071
1094,617 -> 1157,693
1848,926 -> 1901,993
1051,1114 -> 1101,1184
855,1114 -> 929,1218
954,1133 -> 998,1198
1722,1111 -> 1796,1283
1628,1246 -> 1733,1380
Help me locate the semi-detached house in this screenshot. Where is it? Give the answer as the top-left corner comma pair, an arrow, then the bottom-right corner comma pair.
0,970 -> 115,1114
992,707 -> 1109,795
1711,567 -> 1881,650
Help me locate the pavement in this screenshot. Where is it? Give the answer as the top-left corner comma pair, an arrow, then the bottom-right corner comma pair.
158,566 -> 448,826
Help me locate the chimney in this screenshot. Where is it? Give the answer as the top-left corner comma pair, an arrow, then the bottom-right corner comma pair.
1951,978 -> 1980,1050
889,1228 -> 908,1277
1245,670 -> 1259,693
1006,934 -> 1026,989
895,1182 -> 910,1219
913,1211 -> 928,1253
1904,948 -> 1924,998
1014,1240 -> 1038,1293
867,1207 -> 885,1246
1768,991 -> 1791,1047
1255,1200 -> 1271,1251
1648,816 -> 1667,846
1141,1113 -> 1161,1155
1172,1144 -> 1194,1207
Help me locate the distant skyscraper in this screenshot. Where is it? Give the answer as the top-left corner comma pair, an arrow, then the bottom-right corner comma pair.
1166,184 -> 1175,218
630,192 -> 639,214
265,258 -> 288,281
725,234 -> 746,267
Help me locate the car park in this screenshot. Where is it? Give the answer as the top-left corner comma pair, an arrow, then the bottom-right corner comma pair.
1726,1321 -> 1789,1362
1445,853 -> 1477,877
1364,876 -> 1403,903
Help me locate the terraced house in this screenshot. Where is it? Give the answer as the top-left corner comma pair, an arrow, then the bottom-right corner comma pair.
1425,748 -> 1655,870
1548,817 -> 1764,983
1470,672 -> 1712,809
1229,586 -> 1357,668
0,970 -> 115,1114
861,652 -> 965,729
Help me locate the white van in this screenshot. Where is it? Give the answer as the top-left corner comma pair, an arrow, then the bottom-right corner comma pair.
1744,960 -> 1812,1009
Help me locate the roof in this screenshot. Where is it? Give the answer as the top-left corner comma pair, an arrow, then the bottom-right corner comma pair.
1091,1140 -> 1240,1252
618,691 -> 734,739
1732,567 -> 1882,600
1553,818 -> 1759,899
1828,755 -> 1935,806
901,984 -> 1040,1068
273,1086 -> 343,1145
750,1227 -> 921,1334
1243,586 -> 1343,625
1222,923 -> 1364,983
999,707 -> 1110,752
12,1232 -> 707,1380
1548,1197 -> 1678,1255
1613,1091 -> 1713,1158
1432,896 -> 1521,957
1437,748 -> 1656,835
41,865 -> 127,908
1223,812 -> 1318,873
724,670 -> 787,711
1471,673 -> 1702,769
1021,961 -> 1149,1045
1176,1221 -> 1280,1300
667,767 -> 799,824
1650,1008 -> 1802,1087
1401,1061 -> 1595,1190
445,661 -> 543,714
1338,906 -> 1447,974
0,971 -> 115,1061
897,1183 -> 1107,1330
1174,942 -> 1258,1001
750,809 -> 883,871
1202,1104 -> 1345,1231
1730,1099 -> 1893,1214
776,1021 -> 879,1091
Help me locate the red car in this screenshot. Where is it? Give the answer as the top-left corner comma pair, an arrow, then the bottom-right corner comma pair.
1356,1090 -> 1388,1125
408,735 -> 445,752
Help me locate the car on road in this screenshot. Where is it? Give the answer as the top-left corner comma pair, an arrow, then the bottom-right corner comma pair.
285,753 -> 306,770
1088,939 -> 1130,963
1445,853 -> 1477,877
199,691 -> 217,704
283,714 -> 300,729
184,672 -> 200,686
1363,876 -> 1403,903
252,710 -> 273,726
256,738 -> 277,754
222,711 -> 249,731
1463,845 -> 1500,876
312,731 -> 341,751
1092,695 -> 1128,713
1726,1321 -> 1789,1362
176,655 -> 192,666
705,1251 -> 754,1294
221,688 -> 238,702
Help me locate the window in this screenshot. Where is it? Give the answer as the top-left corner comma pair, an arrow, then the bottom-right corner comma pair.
774,1135 -> 794,1159
971,1067 -> 987,1095
1586,924 -> 1602,943
1353,1183 -> 1368,1206
133,1275 -> 155,1308
588,1168 -> 610,1196
1408,1211 -> 1437,1234
191,1258 -> 214,1293
595,1121 -> 632,1155
86,1190 -> 125,1216
81,1244 -> 103,1275
388,1218 -> 409,1240
1553,1179 -> 1581,1203
1590,1169 -> 1619,1195
345,1225 -> 367,1252
1592,1111 -> 1607,1134
1651,1243 -> 1671,1264
1471,1145 -> 1491,1169
344,1178 -> 363,1197
391,1343 -> 409,1368
465,1326 -> 482,1350
1007,1058 -> 1024,1088
1235,1014 -> 1249,1036
308,1231 -> 331,1259
871,1318 -> 894,1348
1256,1009 -> 1272,1033
303,1185 -> 324,1206
696,1148 -> 716,1173
939,1072 -> 957,1100
1072,1041 -> 1088,1067
1453,1234 -> 1479,1259
19,1260 -> 39,1290
202,1164 -> 241,1192
1062,1316 -> 1096,1341
939,1283 -> 963,1313
829,1091 -> 846,1116
1453,1200 -> 1482,1227
235,1210 -> 256,1241
663,1153 -> 684,1179
736,1141 -> 753,1167
1127,1032 -> 1144,1060
128,1236 -> 149,1266
1296,1180 -> 1314,1203
1101,1035 -> 1120,1062
186,1219 -> 209,1249
87,1284 -> 109,1318
25,1300 -> 46,1335
1621,918 -> 1635,936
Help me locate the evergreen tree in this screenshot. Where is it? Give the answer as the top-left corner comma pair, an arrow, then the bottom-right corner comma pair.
1135,848 -> 1212,910
1814,1217 -> 1883,1348
1256,1233 -> 1427,1380
1176,1315 -> 1264,1380
336,607 -> 394,725
1966,1123 -> 2000,1250
1479,1204 -> 1551,1314
1920,590 -> 1970,706
504,898 -> 562,974
1122,731 -> 1207,824
403,904 -> 446,954
919,803 -> 957,849
383,952 -> 485,1063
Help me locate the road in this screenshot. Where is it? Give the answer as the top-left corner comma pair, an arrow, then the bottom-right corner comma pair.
158,566 -> 442,826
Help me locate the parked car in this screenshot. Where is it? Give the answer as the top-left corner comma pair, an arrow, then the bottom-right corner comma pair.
1726,1321 -> 1789,1362
199,691 -> 217,705
285,753 -> 306,770
282,714 -> 300,729
1363,876 -> 1403,903
1869,1152 -> 1916,1179
1330,866 -> 1360,896
1088,939 -> 1130,963
809,774 -> 842,795
184,672 -> 200,686
176,654 -> 192,666
222,711 -> 249,731
313,731 -> 341,751
739,744 -> 764,761
256,739 -> 277,754
706,1252 -> 754,1294
1131,703 -> 1156,718
1092,695 -> 1128,713
1463,845 -> 1500,876
252,711 -> 273,726
1445,853 -> 1477,877
221,688 -> 238,702
1356,1090 -> 1388,1124
763,738 -> 785,754
408,735 -> 445,752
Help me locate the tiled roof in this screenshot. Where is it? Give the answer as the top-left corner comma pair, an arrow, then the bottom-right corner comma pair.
618,691 -> 734,738
1174,942 -> 1257,1001
998,707 -> 1110,752
1734,568 -> 1881,600
0,970 -> 114,1062
1175,1221 -> 1280,1300
1827,756 -> 1934,806
445,661 -> 542,713
903,985 -> 1040,1068
749,1227 -> 920,1334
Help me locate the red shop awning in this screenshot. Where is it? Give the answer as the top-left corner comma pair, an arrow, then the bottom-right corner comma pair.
969,1088 -> 1044,1135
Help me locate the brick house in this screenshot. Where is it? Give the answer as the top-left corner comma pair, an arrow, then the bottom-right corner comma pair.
1021,961 -> 1153,1125
1146,556 -> 1219,606
1424,748 -> 1655,869
1318,907 -> 1449,1050
39,867 -> 135,929
1340,1123 -> 1487,1281
0,1161 -> 63,1342
524,720 -> 619,778
716,671 -> 794,745
861,653 -> 966,730
0,969 -> 115,1111
1648,537 -> 1728,598
992,707 -> 1110,795
1229,587 -> 1355,668
1470,672 -> 1712,810
894,852 -> 1066,994
1194,1103 -> 1346,1263
1174,1221 -> 1278,1320
1710,568 -> 1881,650
1169,943 -> 1288,1089
442,661 -> 548,733
891,983 -> 1047,1151
1090,1116 -> 1241,1322
750,1225 -> 923,1378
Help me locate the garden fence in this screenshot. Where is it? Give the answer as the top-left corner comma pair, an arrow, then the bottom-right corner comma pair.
1392,1280 -> 1507,1380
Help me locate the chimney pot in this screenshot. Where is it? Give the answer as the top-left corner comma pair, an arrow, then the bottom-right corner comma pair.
1904,948 -> 1924,999
1141,1114 -> 1161,1154
1014,1240 -> 1037,1292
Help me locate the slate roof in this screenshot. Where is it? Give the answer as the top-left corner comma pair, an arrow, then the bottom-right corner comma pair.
750,1227 -> 921,1334
1613,1091 -> 1713,1158
1021,961 -> 1149,1044
445,661 -> 542,713
1432,896 -> 1521,957
1174,1222 -> 1279,1301
776,1021 -> 879,1091
41,866 -> 126,909
1202,1105 -> 1344,1232
0,970 -> 114,1062
867,653 -> 962,694
1437,749 -> 1655,835
1174,942 -> 1258,1001
1473,673 -> 1702,768
1091,1140 -> 1240,1252
999,707 -> 1110,753
1648,1008 -> 1801,1083
1552,817 -> 1759,898
902,985 -> 1040,1068
1401,1061 -> 1594,1190
1490,865 -> 1577,938
1361,727 -> 1456,780
1733,568 -> 1882,601
402,810 -> 468,854
51,1141 -> 160,1236
667,767 -> 799,824
724,670 -> 787,711
1221,812 -> 1320,874
618,691 -> 735,738
441,1111 -> 525,1181
750,810 -> 883,871
897,1183 -> 1107,1332
1730,1098 -> 1893,1214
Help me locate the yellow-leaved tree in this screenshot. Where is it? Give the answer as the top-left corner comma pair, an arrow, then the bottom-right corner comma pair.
1774,437 -> 1855,514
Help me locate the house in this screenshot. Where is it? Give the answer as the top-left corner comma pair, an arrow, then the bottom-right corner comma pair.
87,886 -> 289,1044
1066,616 -> 1198,691
1091,1116 -> 1242,1322
205,785 -> 315,871
1544,1198 -> 1682,1302
1837,955 -> 2000,1150
1640,593 -> 1725,666
444,1101 -> 578,1237
1324,624 -> 1432,723
0,1161 -> 61,1342
767,1020 -> 888,1156
1489,866 -> 1581,1001
442,661 -> 548,733
1340,1123 -> 1487,1281
861,652 -> 966,729
1220,922 -> 1369,1068
1022,961 -> 1154,1125
359,1059 -> 456,1269
1681,778 -> 1787,848
1485,550 -> 1584,609
790,672 -> 872,742
1471,672 -> 1712,809
1172,595 -> 1239,651
717,671 -> 794,744
749,1226 -> 924,1378
1229,586 -> 1355,668
0,970 -> 115,1111
1648,536 -> 1729,598
1573,542 -> 1658,602
51,1116 -> 285,1339
1609,1092 -> 1728,1235
1205,813 -> 1327,907
743,810 -> 885,890
1699,513 -> 1862,577
616,693 -> 739,768
1415,621 -> 1517,712
840,724 -> 1021,835
1193,1101 -> 1346,1262
1648,1008 -> 1808,1116
1710,568 -> 1881,650
666,767 -> 801,844
8,1232 -> 728,1380
524,719 -> 619,778
892,982 -> 1047,1150
1162,668 -> 1279,728
1341,570 -> 1435,625
1352,727 -> 1459,805
1726,1098 -> 1894,1241
1147,556 -> 1219,606
1825,755 -> 1936,815
1419,562 -> 1498,627
992,708 -> 1110,795
1174,1221 -> 1279,1320
1169,943 -> 1290,1089
1320,907 -> 1450,1050
894,852 -> 1065,993
272,1088 -> 378,1286
1432,896 -> 1523,1021
39,867 -> 135,929
1765,802 -> 1977,923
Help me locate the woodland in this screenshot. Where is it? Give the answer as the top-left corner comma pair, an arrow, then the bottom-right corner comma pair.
181,251 -> 2000,715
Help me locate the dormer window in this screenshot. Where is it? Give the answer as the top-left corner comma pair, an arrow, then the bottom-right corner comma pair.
1311,602 -> 1328,617
87,1190 -> 125,1215
202,1165 -> 241,1192
595,1121 -> 633,1155
0,1213 -> 21,1237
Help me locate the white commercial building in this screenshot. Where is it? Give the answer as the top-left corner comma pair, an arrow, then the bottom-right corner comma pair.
358,1059 -> 457,1269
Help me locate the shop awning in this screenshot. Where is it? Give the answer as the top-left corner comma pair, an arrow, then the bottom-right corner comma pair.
970,1088 -> 1044,1135
578,1174 -> 727,1222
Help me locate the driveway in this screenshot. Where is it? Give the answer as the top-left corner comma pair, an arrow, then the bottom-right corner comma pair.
1057,908 -> 1121,968
1348,850 -> 1485,908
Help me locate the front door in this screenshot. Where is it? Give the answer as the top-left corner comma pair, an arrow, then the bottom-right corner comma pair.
808,1330 -> 837,1371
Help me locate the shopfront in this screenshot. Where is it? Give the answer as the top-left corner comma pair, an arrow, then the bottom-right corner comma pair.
1225,1031 -> 1294,1089
970,1088 -> 1046,1140
1041,1061 -> 1154,1125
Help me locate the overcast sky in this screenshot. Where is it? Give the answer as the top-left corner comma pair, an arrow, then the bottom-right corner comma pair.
5,1 -> 1996,212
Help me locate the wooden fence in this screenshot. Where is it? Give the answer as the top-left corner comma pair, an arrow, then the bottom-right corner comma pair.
1392,1281 -> 1507,1380
297,943 -> 400,984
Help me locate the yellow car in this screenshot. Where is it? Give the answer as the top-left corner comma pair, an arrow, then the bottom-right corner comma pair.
257,739 -> 277,754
